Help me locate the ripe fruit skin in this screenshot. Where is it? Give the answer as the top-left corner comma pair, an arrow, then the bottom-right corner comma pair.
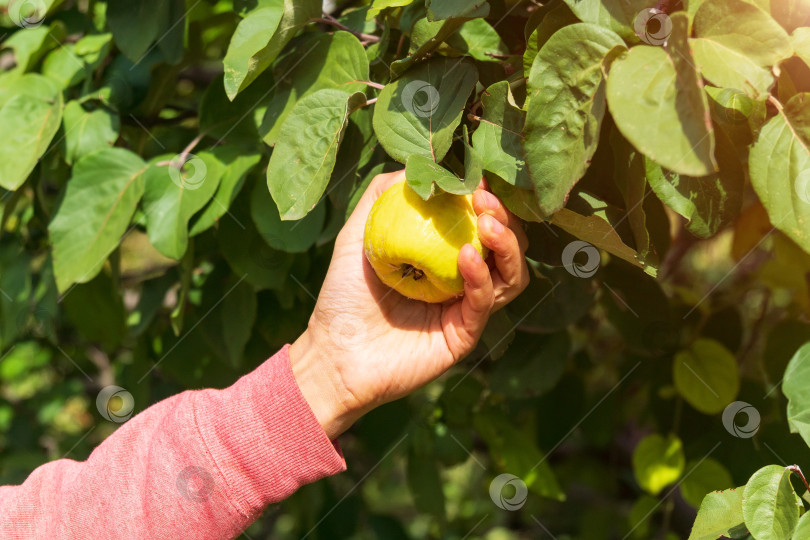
364,181 -> 487,303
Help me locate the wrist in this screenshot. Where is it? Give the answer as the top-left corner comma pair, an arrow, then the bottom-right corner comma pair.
288,330 -> 362,439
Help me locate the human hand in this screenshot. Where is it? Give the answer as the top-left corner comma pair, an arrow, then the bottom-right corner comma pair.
289,170 -> 529,438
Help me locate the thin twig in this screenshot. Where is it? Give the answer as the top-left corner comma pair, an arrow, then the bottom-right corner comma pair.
789,465 -> 810,492
311,15 -> 380,43
350,79 -> 385,90
156,130 -> 209,168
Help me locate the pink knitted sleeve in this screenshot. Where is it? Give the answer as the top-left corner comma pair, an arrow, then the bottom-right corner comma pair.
0,345 -> 346,539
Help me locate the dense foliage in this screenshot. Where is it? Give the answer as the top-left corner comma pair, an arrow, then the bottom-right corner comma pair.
1,0 -> 810,537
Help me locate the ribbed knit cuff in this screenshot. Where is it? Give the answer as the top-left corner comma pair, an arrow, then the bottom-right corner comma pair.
192,345 -> 347,517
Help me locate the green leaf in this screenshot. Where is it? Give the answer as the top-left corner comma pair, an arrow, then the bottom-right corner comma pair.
373,57 -> 477,164
368,0 -> 414,19
490,331 -> 570,399
142,152 -> 224,260
782,342 -> 810,448
691,0 -> 791,98
62,272 -> 126,352
0,74 -> 62,191
62,100 -> 120,165
259,31 -> 370,146
42,33 -> 112,89
426,0 -> 489,21
250,179 -> 325,252
793,513 -> 810,539
524,23 -> 625,216
607,13 -> 717,177
688,486 -> 748,540
792,28 -> 810,69
267,89 -> 367,220
673,338 -> 740,414
749,93 -> 810,255
220,278 -> 256,367
106,0 -> 163,62
742,465 -> 801,540
474,411 -> 565,501
446,18 -> 508,62
1,24 -> 59,74
49,148 -> 148,292
406,450 -> 446,522
610,128 -> 650,256
561,0 -> 656,42
645,126 -> 744,239
390,15 -> 483,77
404,155 -> 458,199
680,458 -> 734,508
471,80 -> 529,188
189,146 -> 262,236
523,3 -> 579,77
223,0 -> 321,99
549,208 -> 655,275
632,433 -> 685,495
218,194 -> 294,291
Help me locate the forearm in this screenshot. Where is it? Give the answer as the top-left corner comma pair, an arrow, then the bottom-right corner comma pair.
0,346 -> 345,539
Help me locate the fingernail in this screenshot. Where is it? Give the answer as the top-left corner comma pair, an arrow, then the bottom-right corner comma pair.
486,214 -> 504,234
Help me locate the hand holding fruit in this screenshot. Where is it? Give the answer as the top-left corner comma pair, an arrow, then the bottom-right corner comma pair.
289,170 -> 529,439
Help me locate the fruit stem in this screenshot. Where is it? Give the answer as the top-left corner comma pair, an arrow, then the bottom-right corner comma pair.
401,264 -> 425,281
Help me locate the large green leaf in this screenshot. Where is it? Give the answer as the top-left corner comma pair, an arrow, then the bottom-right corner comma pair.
471,80 -> 529,188
742,465 -> 801,540
781,342 -> 810,448
42,33 -> 112,89
0,74 -> 62,191
793,513 -> 810,539
373,57 -> 477,164
749,93 -> 810,255
474,411 -> 565,501
446,18 -> 508,62
406,449 -> 446,522
524,23 -> 625,217
259,31 -> 369,146
680,458 -> 734,508
62,100 -> 120,165
691,0 -> 791,98
267,89 -> 367,220
561,0 -> 656,42
189,146 -> 262,236
106,0 -> 163,62
426,0 -> 489,20
50,148 -> 148,292
688,487 -> 748,540
142,152 -> 224,260
250,179 -> 326,253
673,338 -> 739,414
523,3 -> 578,77
223,0 -> 321,99
632,433 -> 685,496
607,13 -> 717,177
